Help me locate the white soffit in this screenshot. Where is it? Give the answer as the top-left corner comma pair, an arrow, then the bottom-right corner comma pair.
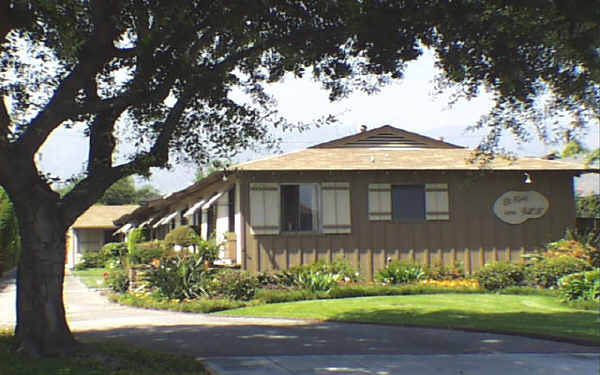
184,199 -> 206,217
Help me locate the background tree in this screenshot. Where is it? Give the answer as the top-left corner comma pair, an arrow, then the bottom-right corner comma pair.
576,195 -> 600,219
0,187 -> 20,276
194,159 -> 232,183
97,177 -> 161,205
56,176 -> 161,204
0,1 -> 598,356
132,184 -> 162,204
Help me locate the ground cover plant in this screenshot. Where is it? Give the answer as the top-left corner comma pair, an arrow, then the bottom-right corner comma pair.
375,260 -> 425,285
0,330 -> 206,375
216,294 -> 600,344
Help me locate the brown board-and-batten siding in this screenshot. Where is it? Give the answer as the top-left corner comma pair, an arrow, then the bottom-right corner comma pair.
240,170 -> 576,280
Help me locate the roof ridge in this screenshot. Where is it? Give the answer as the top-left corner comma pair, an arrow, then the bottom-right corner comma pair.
309,125 -> 464,149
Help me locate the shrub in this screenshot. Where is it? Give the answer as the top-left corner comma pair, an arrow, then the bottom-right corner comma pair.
127,227 -> 144,264
105,268 -> 129,293
495,286 -> 559,296
263,269 -> 302,287
545,238 -> 600,268
254,288 -> 323,303
424,262 -> 465,280
528,256 -> 591,288
208,269 -> 258,301
558,269 -> 599,302
194,237 -> 220,262
474,262 -> 526,291
137,247 -> 167,265
101,242 -> 128,258
75,251 -> 108,270
164,226 -> 200,249
256,272 -> 280,286
375,261 -> 425,285
114,292 -> 251,313
146,254 -> 212,300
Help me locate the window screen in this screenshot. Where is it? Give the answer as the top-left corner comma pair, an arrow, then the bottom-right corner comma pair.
392,185 -> 425,220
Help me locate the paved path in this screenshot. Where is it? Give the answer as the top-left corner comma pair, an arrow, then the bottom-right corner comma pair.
1,270 -> 598,374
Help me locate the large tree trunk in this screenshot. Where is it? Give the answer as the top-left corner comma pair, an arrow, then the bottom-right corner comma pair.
13,189 -> 78,357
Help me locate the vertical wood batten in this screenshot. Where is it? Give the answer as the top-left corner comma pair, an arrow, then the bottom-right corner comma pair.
355,248 -> 361,277
464,248 -> 472,275
478,248 -> 485,270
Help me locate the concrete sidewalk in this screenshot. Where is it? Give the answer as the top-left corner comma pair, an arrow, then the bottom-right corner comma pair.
1,271 -> 598,374
203,353 -> 599,375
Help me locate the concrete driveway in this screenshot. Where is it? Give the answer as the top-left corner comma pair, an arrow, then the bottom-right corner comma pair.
1,270 -> 598,374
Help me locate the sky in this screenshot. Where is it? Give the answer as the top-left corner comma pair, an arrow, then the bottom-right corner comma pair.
37,49 -> 599,194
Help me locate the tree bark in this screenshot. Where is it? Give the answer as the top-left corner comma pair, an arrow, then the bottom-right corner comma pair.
13,187 -> 78,357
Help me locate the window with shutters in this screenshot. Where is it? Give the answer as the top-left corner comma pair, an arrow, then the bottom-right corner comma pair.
249,182 -> 351,235
369,183 -> 450,221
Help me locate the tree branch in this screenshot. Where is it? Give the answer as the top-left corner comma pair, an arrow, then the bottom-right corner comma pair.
0,94 -> 11,147
60,166 -> 130,226
15,0 -> 124,158
85,78 -> 123,174
149,89 -> 192,164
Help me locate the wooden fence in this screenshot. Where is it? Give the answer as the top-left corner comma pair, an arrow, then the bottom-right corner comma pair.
128,265 -> 151,292
250,246 -> 531,281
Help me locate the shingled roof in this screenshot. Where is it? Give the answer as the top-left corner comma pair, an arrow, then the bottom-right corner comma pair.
72,205 -> 139,229
234,148 -> 590,172
234,125 -> 591,173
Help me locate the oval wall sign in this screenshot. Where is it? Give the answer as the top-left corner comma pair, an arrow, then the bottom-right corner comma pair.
493,191 -> 549,224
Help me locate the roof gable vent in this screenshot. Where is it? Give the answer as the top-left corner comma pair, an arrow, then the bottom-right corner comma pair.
344,132 -> 432,149
310,125 -> 463,149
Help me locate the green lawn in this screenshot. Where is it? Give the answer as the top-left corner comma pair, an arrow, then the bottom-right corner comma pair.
73,268 -> 108,289
0,330 -> 206,375
217,293 -> 600,343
